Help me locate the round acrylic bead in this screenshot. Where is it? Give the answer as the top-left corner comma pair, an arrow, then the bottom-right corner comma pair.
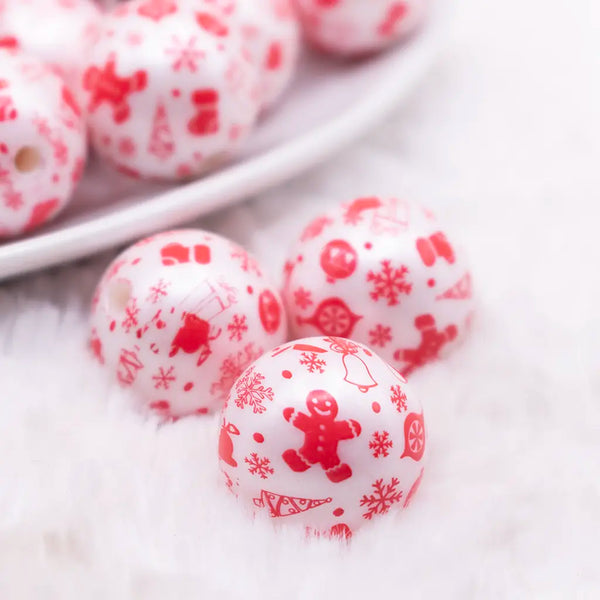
81,0 -> 260,180
90,229 -> 288,417
283,197 -> 475,377
0,50 -> 87,238
233,0 -> 300,110
292,0 -> 428,56
0,0 -> 101,94
219,335 -> 426,537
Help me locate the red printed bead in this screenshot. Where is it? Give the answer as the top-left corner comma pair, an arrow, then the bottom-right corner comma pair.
0,51 -> 87,238
0,0 -> 100,96
283,198 -> 475,377
90,229 -> 288,417
232,0 -> 300,110
81,0 -> 260,180
292,0 -> 428,56
219,336 -> 426,536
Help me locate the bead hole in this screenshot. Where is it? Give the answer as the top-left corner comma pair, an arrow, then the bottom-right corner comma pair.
108,279 -> 132,312
14,146 -> 42,173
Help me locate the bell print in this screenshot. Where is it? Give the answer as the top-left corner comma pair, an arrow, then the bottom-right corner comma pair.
342,352 -> 378,393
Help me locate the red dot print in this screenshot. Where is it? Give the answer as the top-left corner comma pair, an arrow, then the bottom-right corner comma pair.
52,173 -> 60,183
364,349 -> 372,356
184,382 -> 193,392
364,242 -> 372,250
372,402 -> 381,413
282,370 -> 292,379
172,89 -> 181,98
333,507 -> 344,517
132,258 -> 141,265
156,320 -> 166,329
297,255 -> 303,262
109,320 -> 116,331
253,433 -> 264,443
428,278 -> 436,287
247,285 -> 253,294
196,407 -> 209,415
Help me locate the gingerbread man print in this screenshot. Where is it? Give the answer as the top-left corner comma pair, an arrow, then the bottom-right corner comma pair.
282,390 -> 361,483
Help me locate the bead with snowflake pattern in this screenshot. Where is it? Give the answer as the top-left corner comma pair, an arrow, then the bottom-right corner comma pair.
0,0 -> 100,97
0,50 -> 87,238
283,198 -> 475,377
81,0 -> 260,180
291,0 -> 428,56
231,0 -> 300,110
90,229 -> 287,417
219,336 -> 426,537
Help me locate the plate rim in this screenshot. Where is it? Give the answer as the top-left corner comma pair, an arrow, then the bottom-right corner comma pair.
0,6 -> 451,281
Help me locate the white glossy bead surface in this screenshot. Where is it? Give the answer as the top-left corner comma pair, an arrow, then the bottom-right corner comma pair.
292,0 -> 428,56
283,198 -> 475,377
219,336 -> 426,537
82,0 -> 260,180
0,51 -> 87,238
90,229 -> 287,417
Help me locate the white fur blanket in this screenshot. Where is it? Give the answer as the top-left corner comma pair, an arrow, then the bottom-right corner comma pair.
1,0 -> 598,597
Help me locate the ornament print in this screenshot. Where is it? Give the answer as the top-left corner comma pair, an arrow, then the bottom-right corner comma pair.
90,229 -> 287,417
284,197 -> 475,377
219,336 -> 427,536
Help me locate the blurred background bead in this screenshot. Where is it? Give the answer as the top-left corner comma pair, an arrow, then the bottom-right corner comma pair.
283,198 -> 475,377
81,0 -> 261,181
0,50 -> 87,238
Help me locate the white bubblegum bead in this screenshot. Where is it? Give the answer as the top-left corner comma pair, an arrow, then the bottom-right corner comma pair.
292,0 -> 428,56
219,336 -> 426,537
90,229 -> 288,417
233,0 -> 300,110
283,198 -> 475,377
82,0 -> 260,180
0,50 -> 87,238
0,0 -> 101,94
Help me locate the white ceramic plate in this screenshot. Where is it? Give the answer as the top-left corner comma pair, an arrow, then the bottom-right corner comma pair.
0,4 -> 450,281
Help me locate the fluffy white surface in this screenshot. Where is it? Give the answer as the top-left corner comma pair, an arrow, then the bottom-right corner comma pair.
1,0 -> 599,597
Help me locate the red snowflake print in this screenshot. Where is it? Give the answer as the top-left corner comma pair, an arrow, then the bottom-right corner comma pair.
299,352 -> 326,374
146,279 -> 170,303
234,366 -> 274,414
230,246 -> 262,276
152,366 -> 175,390
369,431 -> 393,458
121,298 -> 140,332
3,190 -> 23,210
360,477 -> 403,520
165,35 -> 205,72
293,287 -> 313,310
244,453 -> 274,479
227,314 -> 248,341
210,342 -> 264,404
390,384 -> 407,413
367,260 -> 412,306
369,324 -> 392,347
